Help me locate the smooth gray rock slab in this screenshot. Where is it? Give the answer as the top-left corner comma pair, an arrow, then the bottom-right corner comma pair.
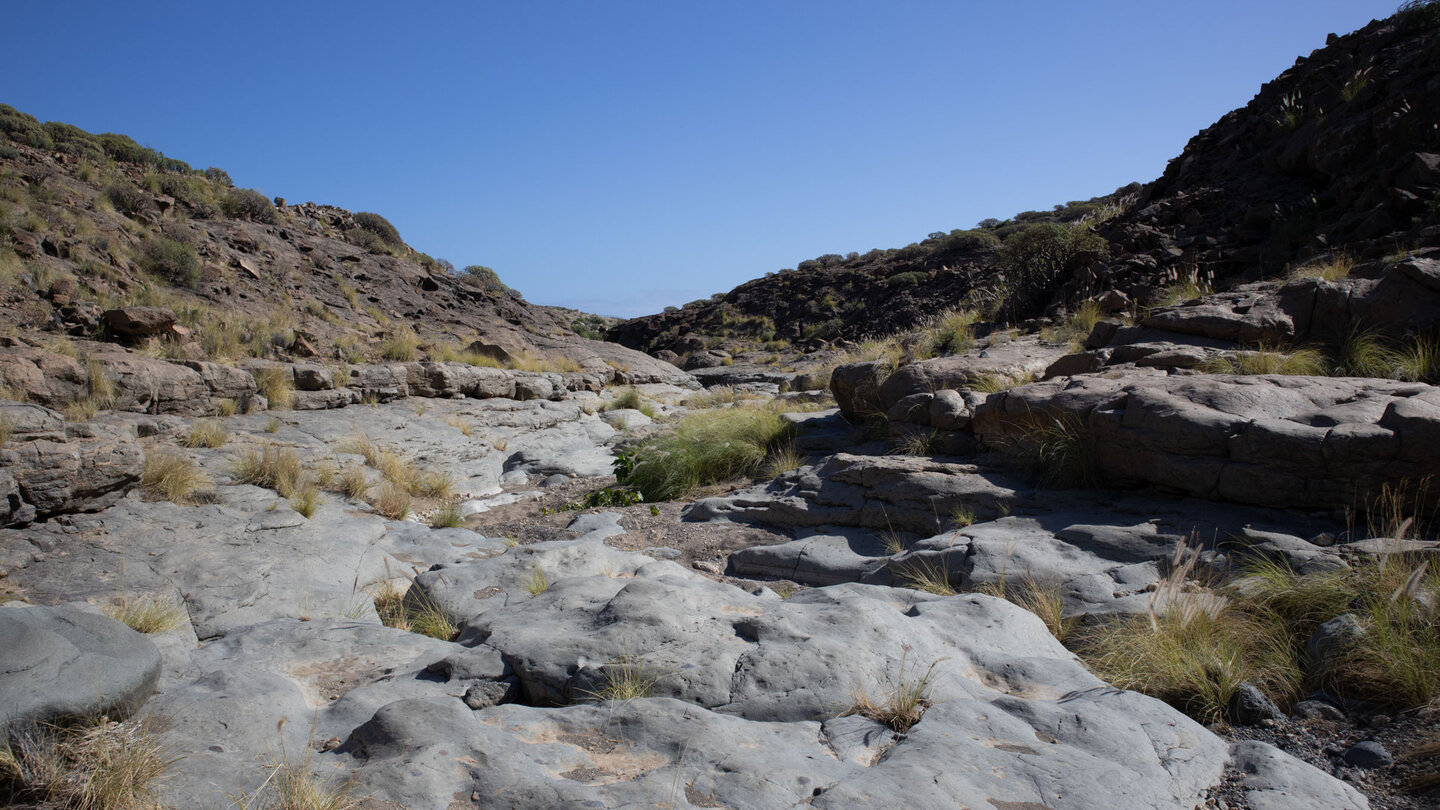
1228,740 -> 1369,809
0,604 -> 161,731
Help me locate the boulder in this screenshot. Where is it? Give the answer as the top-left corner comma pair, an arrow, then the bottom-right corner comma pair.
829,361 -> 891,421
90,351 -> 210,415
0,346 -> 87,408
0,605 -> 161,732
876,340 -> 1064,412
100,306 -> 177,341
0,402 -> 143,523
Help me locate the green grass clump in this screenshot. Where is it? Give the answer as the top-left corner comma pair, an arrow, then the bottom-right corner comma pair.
1334,329 -> 1403,378
1289,254 -> 1353,282
603,387 -> 657,418
429,501 -> 465,529
617,407 -> 793,502
380,326 -> 421,361
138,237 -> 200,287
582,656 -> 665,702
915,309 -> 978,358
1396,333 -> 1440,383
1199,346 -> 1329,376
994,414 -> 1095,487
289,483 -> 323,518
1078,595 -> 1298,723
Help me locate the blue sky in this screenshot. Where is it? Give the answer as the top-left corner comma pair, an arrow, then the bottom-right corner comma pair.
7,1 -> 1401,316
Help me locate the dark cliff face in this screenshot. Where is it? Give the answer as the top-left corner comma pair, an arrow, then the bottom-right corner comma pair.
1101,13 -> 1440,294
609,9 -> 1440,357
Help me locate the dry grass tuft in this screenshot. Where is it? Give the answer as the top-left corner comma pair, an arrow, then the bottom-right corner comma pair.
0,717 -> 175,810
141,450 -> 214,505
582,656 -> 665,702
252,367 -> 294,410
369,482 -> 411,521
289,483 -> 323,519
1289,254 -> 1353,282
103,594 -> 185,634
182,419 -> 229,449
524,567 -> 549,597
231,444 -> 305,497
893,556 -> 957,596
843,648 -> 945,734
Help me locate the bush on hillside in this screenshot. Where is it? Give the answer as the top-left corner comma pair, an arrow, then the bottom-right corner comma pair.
0,105 -> 54,150
998,222 -> 1109,320
139,237 -> 200,287
353,212 -> 403,246
106,184 -> 151,217
223,188 -> 277,223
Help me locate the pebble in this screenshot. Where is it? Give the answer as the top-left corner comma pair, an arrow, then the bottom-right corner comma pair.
1343,740 -> 1393,769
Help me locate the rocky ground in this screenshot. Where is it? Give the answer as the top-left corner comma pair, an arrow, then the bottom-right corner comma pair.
0,327 -> 1433,808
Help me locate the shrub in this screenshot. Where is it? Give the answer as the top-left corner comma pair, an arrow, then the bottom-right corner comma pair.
104,184 -> 150,217
203,167 -> 232,187
222,188 -> 276,223
141,450 -> 213,505
999,222 -> 1108,320
618,407 -> 793,501
139,237 -> 200,287
603,387 -> 657,418
352,212 -> 402,246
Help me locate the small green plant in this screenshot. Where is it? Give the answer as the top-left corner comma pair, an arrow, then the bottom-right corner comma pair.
1341,67 -> 1373,101
380,326 -> 421,361
618,406 -> 793,501
603,387 -> 658,418
892,430 -> 936,456
1272,91 -> 1307,129
141,450 -> 214,505
948,506 -> 976,529
914,309 -> 978,358
894,556 -> 956,596
582,656 -> 665,702
843,648 -> 945,734
331,463 -> 370,501
995,414 -> 1095,487
524,566 -> 549,597
182,419 -> 229,448
557,487 -> 644,512
103,593 -> 185,634
762,442 -> 804,478
1395,333 -> 1440,383
1288,254 -> 1353,282
1199,346 -> 1329,376
138,237 -> 200,287
429,501 -> 465,529
289,483 -> 323,518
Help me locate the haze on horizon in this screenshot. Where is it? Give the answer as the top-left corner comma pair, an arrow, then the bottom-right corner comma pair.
6,1 -> 1402,317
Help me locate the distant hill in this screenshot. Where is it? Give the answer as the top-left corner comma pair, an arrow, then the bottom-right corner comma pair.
608,5 -> 1440,357
0,104 -> 669,380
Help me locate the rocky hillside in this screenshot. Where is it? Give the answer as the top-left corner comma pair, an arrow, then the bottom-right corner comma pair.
609,5 -> 1440,357
0,104 -> 678,382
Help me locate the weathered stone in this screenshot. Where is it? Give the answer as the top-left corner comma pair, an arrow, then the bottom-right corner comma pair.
0,605 -> 161,731
100,306 -> 177,341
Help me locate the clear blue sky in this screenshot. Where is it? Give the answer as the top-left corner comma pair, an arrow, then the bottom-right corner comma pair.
7,1 -> 1401,317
